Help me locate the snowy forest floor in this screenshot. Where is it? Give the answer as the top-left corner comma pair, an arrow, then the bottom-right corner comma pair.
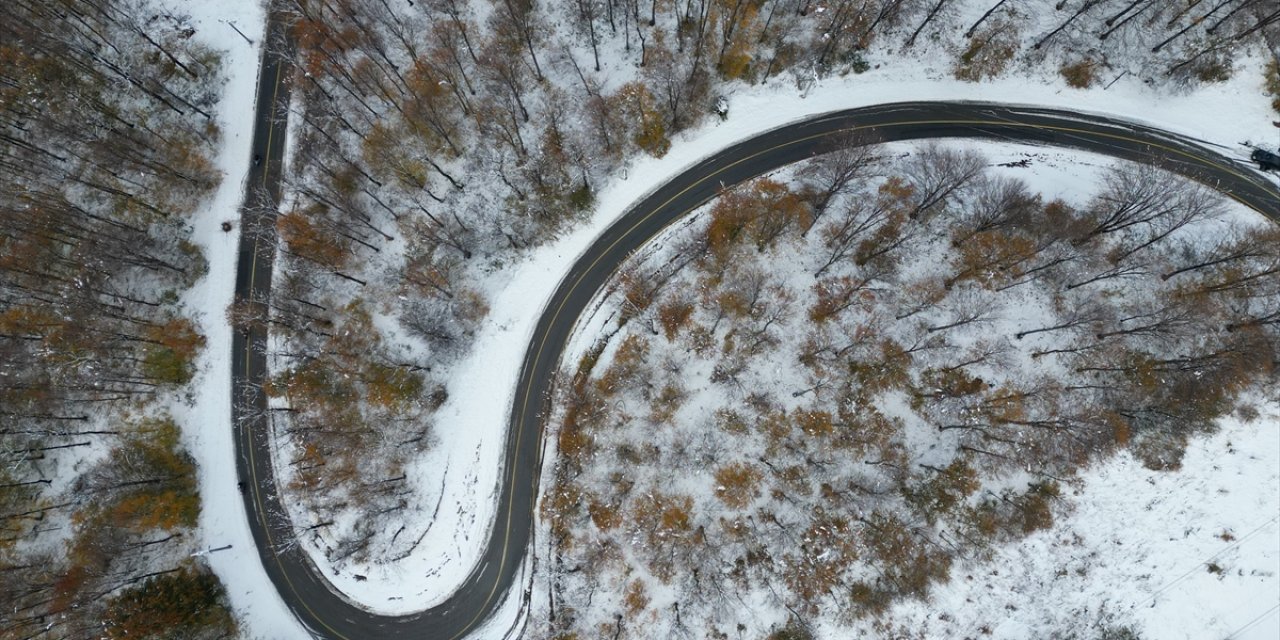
526,137 -> 1280,639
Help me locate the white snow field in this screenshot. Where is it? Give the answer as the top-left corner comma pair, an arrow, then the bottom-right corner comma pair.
857,398 -> 1279,640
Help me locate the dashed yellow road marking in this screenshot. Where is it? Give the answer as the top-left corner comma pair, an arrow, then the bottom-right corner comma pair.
262,60 -> 285,188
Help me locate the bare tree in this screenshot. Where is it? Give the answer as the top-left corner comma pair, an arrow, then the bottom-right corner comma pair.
799,132 -> 882,232
901,144 -> 986,220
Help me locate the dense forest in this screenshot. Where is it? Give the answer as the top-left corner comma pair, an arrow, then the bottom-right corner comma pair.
535,144 -> 1280,638
0,1 -> 237,637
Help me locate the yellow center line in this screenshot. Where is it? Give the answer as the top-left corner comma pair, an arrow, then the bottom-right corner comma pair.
241,44 -> 358,640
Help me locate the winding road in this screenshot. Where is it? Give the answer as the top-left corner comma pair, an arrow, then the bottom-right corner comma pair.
231,13 -> 1280,640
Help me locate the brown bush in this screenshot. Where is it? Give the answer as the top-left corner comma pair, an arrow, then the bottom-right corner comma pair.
795,409 -> 835,437
540,480 -> 584,547
588,500 -> 622,531
955,23 -> 1019,82
861,512 -> 953,600
1060,60 -> 1098,88
1017,481 -> 1060,534
648,383 -> 685,425
714,462 -> 763,509
1193,57 -> 1232,83
904,459 -> 980,523
783,511 -> 858,609
623,579 -> 650,616
849,581 -> 894,618
658,298 -> 694,340
1266,59 -> 1280,114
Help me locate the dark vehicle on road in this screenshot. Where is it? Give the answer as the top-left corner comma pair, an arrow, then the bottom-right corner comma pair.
1253,148 -> 1280,171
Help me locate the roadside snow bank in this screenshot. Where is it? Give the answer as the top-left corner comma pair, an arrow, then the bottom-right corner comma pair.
160,1 -> 310,636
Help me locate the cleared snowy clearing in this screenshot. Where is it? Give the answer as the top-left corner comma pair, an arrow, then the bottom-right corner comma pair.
861,397 -> 1279,640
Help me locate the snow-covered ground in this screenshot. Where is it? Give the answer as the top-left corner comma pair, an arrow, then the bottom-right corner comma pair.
170,0 -> 1279,635
860,398 -> 1280,640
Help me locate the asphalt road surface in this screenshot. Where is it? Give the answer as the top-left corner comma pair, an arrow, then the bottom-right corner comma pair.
232,16 -> 1280,640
